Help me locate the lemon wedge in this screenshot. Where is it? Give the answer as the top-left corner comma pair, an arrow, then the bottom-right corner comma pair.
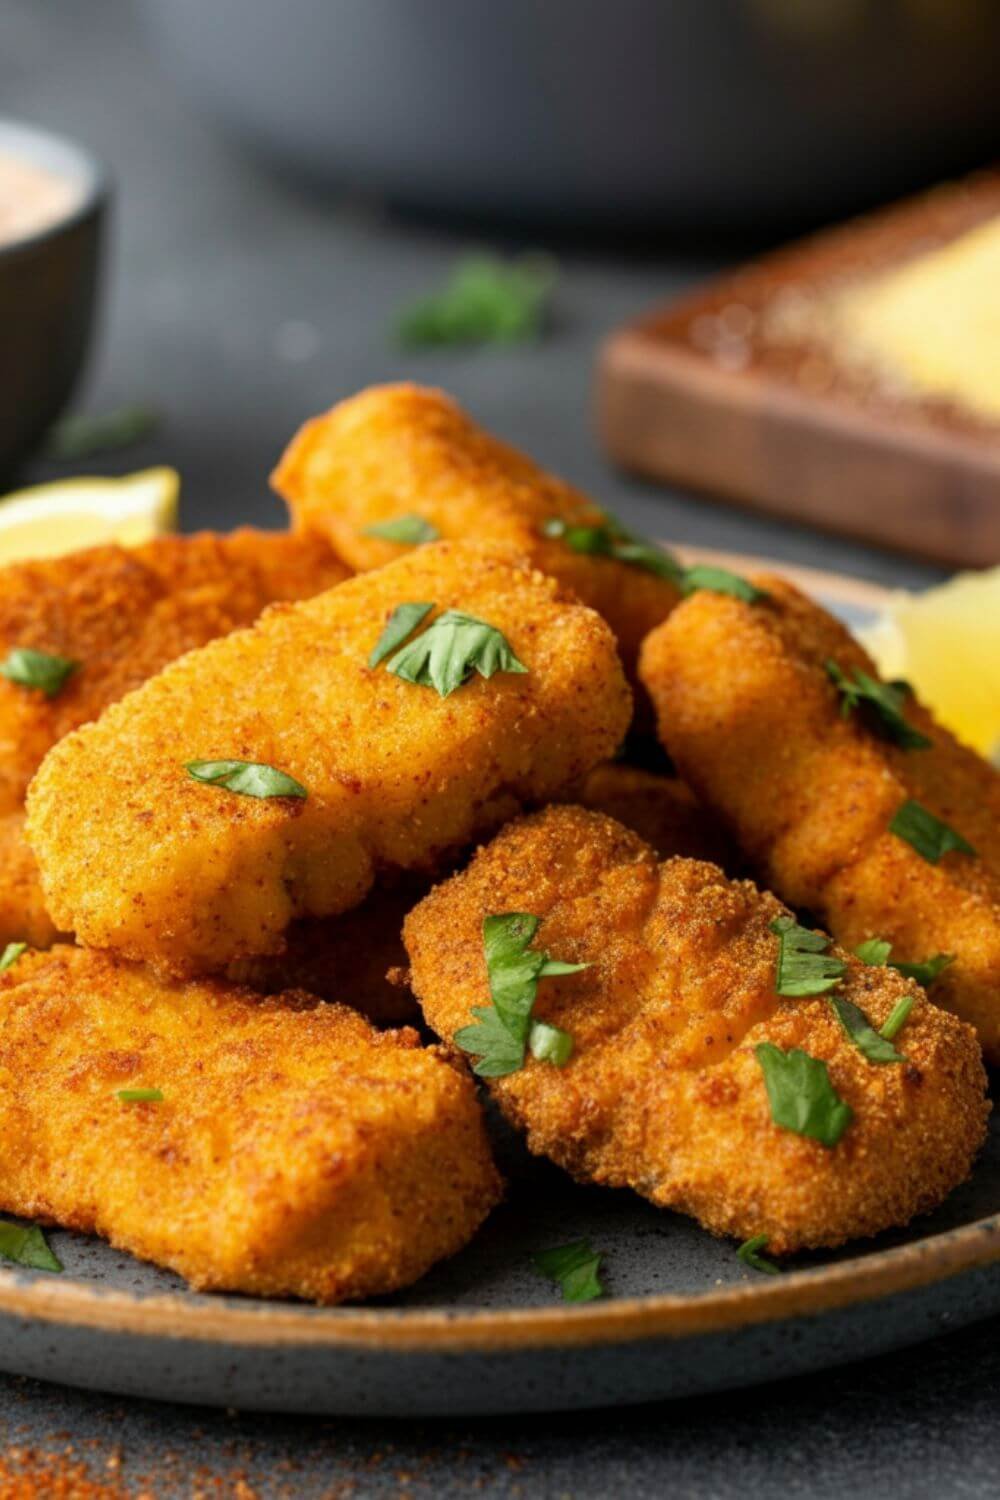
0,467 -> 179,565
860,567 -> 1000,763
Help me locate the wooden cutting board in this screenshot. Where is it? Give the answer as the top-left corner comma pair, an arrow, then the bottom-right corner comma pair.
598,171 -> 1000,568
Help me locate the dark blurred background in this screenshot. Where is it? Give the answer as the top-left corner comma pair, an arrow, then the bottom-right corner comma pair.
8,0 -> 1000,587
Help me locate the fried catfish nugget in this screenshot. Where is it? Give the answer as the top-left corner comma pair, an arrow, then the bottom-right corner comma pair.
405,808 -> 987,1253
0,528 -> 348,813
273,383 -> 679,679
640,579 -> 1000,1061
28,542 -> 630,977
570,762 -> 738,869
0,946 -> 500,1302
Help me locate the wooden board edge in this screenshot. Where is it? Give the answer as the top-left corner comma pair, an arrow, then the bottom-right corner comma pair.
597,329 -> 1000,569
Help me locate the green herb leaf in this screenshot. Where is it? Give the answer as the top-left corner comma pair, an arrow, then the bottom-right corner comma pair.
893,952 -> 955,987
454,1005 -> 527,1078
880,995 -> 916,1042
117,1088 -> 164,1103
830,995 -> 906,1064
770,915 -> 846,997
397,253 -> 557,347
0,1219 -> 62,1273
755,1042 -> 853,1147
368,602 -> 434,668
0,647 -> 78,699
385,610 -> 527,698
45,404 -> 158,460
825,661 -> 931,749
541,514 -> 684,586
854,938 -> 892,966
737,1234 -> 780,1275
185,761 -> 307,800
889,800 -> 976,864
533,1240 -> 604,1302
364,515 -> 439,545
541,517 -> 768,603
854,937 -> 953,990
454,913 -> 588,1077
528,1019 -> 574,1066
679,565 -> 769,604
0,942 -> 26,974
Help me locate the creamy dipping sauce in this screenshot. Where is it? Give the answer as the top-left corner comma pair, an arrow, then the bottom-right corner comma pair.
0,148 -> 81,248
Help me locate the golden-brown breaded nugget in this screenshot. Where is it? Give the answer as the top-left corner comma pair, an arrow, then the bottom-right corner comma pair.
405,807 -> 988,1254
228,878 -> 425,1026
0,529 -> 348,813
0,812 -> 61,948
28,542 -> 630,977
640,579 -> 1000,1061
0,946 -> 500,1302
569,762 -> 738,869
273,384 -> 679,680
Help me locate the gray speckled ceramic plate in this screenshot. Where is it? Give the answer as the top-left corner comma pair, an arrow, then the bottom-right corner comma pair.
3,549 -> 997,1417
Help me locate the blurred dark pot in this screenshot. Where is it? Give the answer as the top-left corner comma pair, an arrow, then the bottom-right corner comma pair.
139,0 -> 1000,231
0,120 -> 106,480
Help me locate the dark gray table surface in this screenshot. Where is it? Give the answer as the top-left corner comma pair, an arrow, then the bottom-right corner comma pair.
0,0 -> 989,1493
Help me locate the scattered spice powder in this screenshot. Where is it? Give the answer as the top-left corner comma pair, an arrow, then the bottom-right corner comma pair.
0,1444 -> 127,1498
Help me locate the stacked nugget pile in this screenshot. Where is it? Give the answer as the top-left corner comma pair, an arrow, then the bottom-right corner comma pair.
0,383 -> 994,1304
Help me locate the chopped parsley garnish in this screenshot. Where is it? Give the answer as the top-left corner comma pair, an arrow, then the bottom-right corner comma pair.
889,800 -> 975,864
533,1240 -> 604,1303
455,913 -> 588,1077
755,1042 -> 853,1147
880,996 -> 915,1042
678,565 -> 769,604
854,938 -> 892,967
893,953 -> 955,987
0,647 -> 78,699
541,515 -> 765,602
45,403 -> 158,460
528,1020 -> 575,1066
185,761 -> 307,800
397,253 -> 557,347
770,915 -> 846,997
368,602 -> 434,668
0,942 -> 26,974
825,661 -> 931,750
383,610 -> 527,698
0,1219 -> 62,1273
830,996 -> 906,1064
854,938 -> 953,989
541,514 -> 683,585
117,1088 -> 164,1103
737,1235 -> 780,1275
364,515 -> 439,545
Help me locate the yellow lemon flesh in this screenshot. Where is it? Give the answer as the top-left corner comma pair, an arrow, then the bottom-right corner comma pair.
860,567 -> 1000,763
0,467 -> 179,565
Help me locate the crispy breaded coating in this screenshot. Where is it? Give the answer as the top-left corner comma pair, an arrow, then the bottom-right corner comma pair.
0,946 -> 500,1303
273,384 -> 679,680
569,762 -> 738,868
0,529 -> 348,813
28,542 -> 630,977
405,807 -> 988,1253
0,812 -> 60,948
639,579 -> 1000,1061
228,878 -> 425,1026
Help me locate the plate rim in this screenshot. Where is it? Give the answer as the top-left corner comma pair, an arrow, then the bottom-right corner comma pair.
3,1210 -> 999,1353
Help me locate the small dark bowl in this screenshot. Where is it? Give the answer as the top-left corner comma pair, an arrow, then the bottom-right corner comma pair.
0,119 -> 108,481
